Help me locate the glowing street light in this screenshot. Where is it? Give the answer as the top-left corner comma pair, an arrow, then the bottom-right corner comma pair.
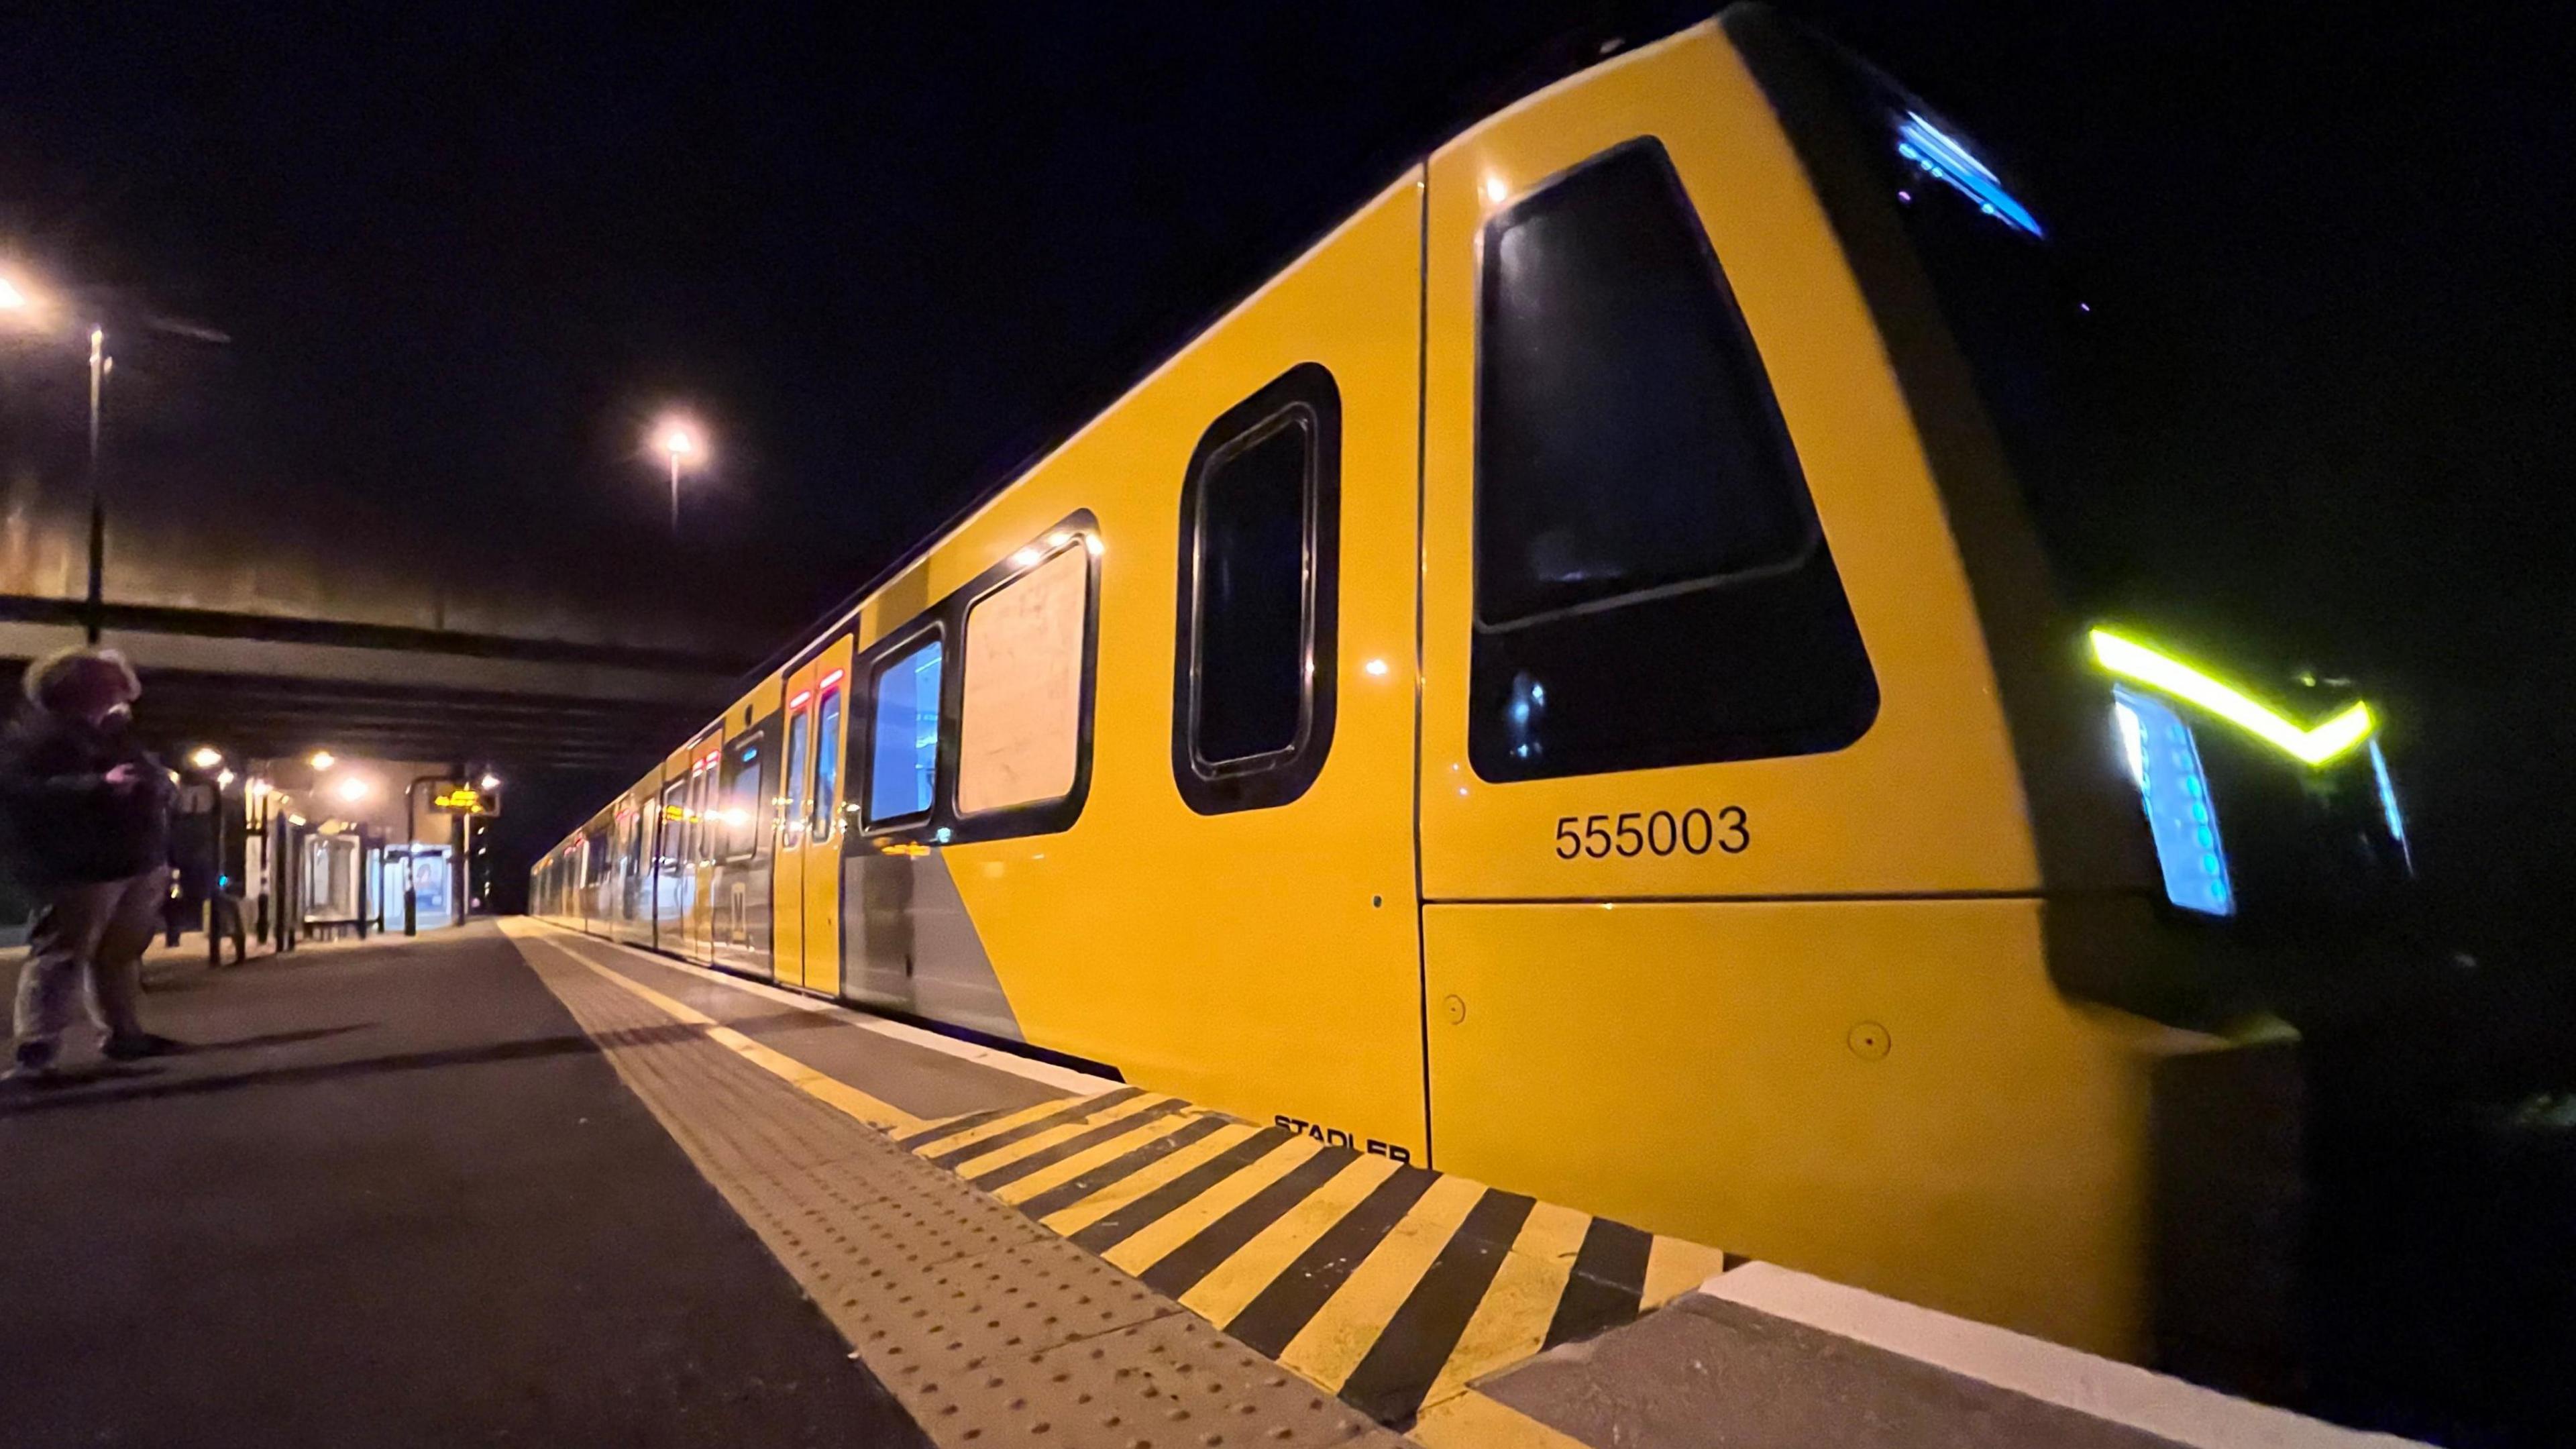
0,275 -> 30,313
653,417 -> 704,538
478,772 -> 501,791
333,775 -> 372,804
309,750 -> 337,771
189,746 -> 223,769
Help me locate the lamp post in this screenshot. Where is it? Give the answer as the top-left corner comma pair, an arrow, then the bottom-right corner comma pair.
0,276 -> 111,638
85,325 -> 109,642
653,418 -> 702,538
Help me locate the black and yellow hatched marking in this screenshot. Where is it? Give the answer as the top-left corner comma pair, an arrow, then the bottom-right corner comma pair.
898,1092 -> 1739,1429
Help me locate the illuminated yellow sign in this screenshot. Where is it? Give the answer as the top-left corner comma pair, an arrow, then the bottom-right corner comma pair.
431,784 -> 500,815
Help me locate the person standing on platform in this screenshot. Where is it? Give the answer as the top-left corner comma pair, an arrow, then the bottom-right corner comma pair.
0,647 -> 184,1081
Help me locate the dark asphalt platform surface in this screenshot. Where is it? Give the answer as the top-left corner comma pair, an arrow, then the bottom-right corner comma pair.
0,922 -> 930,1448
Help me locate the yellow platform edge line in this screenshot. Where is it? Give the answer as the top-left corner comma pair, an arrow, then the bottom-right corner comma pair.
912,1092 -> 1108,1159
1409,1388 -> 1595,1449
562,953 -> 922,1132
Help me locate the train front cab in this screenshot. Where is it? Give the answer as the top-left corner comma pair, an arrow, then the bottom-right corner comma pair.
1409,10 -> 2302,1372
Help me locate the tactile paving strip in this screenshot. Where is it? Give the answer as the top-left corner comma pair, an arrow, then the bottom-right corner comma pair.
517,936 -> 1405,1448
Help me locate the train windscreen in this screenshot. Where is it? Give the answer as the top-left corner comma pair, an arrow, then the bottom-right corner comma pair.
1788,34 -> 2138,615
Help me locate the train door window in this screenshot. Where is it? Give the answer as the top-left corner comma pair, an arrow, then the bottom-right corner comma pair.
1171,363 -> 1340,814
782,702 -> 812,844
682,766 -> 701,865
719,731 -> 769,860
866,637 -> 943,826
810,678 -> 844,841
1470,138 -> 1876,780
959,541 -> 1089,816
659,782 -> 684,873
692,757 -> 715,863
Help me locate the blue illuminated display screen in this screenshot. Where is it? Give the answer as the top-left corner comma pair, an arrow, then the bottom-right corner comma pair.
2114,685 -> 2233,917
867,640 -> 943,822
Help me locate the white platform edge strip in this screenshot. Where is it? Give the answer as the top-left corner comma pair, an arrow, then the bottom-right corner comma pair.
1699,1263 -> 2424,1449
538,926 -> 1122,1097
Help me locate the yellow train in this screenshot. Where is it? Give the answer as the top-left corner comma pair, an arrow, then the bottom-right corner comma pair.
537,7 -> 2413,1374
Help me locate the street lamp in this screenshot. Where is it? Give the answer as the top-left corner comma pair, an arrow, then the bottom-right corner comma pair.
189,746 -> 223,770
2,271 -> 223,641
309,750 -> 336,771
81,323 -> 119,641
478,772 -> 501,791
653,417 -> 704,537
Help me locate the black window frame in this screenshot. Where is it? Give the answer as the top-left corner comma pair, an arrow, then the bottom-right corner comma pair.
859,624 -> 949,833
809,675 -> 846,843
1466,136 -> 1878,782
657,779 -> 685,875
717,722 -> 775,863
782,700 -> 813,845
951,525 -> 1103,835
1170,362 -> 1342,816
845,508 -> 1105,850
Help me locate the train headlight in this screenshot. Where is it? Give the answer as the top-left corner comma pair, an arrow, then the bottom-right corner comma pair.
2113,685 -> 2234,918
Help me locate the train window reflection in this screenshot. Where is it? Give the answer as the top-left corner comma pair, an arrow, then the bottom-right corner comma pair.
811,685 -> 843,841
1468,139 -> 1876,780
718,731 -> 769,860
1173,362 -> 1341,815
783,706 -> 811,840
960,543 -> 1087,814
1193,421 -> 1309,765
868,638 -> 944,824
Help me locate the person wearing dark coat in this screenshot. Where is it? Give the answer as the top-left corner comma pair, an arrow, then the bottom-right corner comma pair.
0,647 -> 182,1080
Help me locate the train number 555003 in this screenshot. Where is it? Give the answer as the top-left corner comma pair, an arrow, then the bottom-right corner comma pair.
1552,808 -> 1747,859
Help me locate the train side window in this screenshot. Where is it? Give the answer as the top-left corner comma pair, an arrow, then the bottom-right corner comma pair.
810,680 -> 844,841
694,753 -> 717,863
719,730 -> 770,861
683,763 -> 704,865
659,782 -> 684,873
782,704 -> 812,843
1470,138 -> 1876,780
1172,362 -> 1341,814
959,541 -> 1089,816
867,637 -> 944,825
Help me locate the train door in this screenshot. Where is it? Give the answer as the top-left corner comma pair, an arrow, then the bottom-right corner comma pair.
684,729 -> 720,965
1410,28 -> 2162,1357
773,661 -> 819,988
800,641 -> 852,998
617,791 -> 651,947
653,773 -> 684,951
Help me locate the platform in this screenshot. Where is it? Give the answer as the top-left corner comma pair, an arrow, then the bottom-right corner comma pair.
0,920 -> 2420,1447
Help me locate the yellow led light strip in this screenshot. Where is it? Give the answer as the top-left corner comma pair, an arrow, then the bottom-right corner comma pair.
2090,627 -> 2375,767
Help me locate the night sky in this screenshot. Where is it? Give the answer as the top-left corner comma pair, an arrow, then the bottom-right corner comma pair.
5,2 -> 2572,955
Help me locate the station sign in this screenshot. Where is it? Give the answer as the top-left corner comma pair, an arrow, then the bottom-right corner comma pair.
429,782 -> 502,817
